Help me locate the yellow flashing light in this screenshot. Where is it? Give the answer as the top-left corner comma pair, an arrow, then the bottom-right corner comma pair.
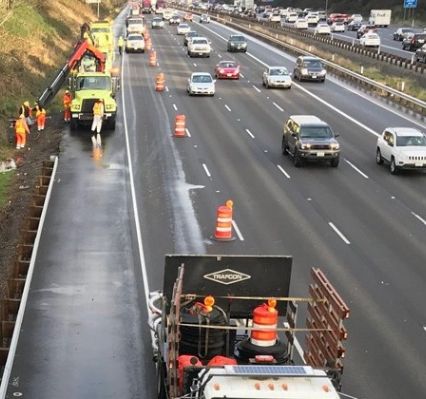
267,298 -> 277,309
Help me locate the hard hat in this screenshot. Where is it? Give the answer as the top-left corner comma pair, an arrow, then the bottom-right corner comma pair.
23,101 -> 30,106
65,90 -> 70,93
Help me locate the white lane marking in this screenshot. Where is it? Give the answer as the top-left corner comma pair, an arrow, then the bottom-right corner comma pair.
193,62 -> 197,67
245,128 -> 255,138
273,102 -> 284,112
344,159 -> 369,179
165,86 -> 169,92
240,73 -> 245,78
0,157 -> 58,397
217,53 -> 222,58
173,103 -> 178,111
277,164 -> 291,179
423,326 -> 426,332
252,85 -> 261,93
411,211 -> 426,226
329,222 -> 351,245
225,104 -> 232,112
121,50 -> 151,308
185,128 -> 192,137
202,163 -> 212,177
232,220 -> 245,241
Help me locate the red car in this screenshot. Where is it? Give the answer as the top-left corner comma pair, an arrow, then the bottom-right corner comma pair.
214,60 -> 240,79
184,13 -> 193,22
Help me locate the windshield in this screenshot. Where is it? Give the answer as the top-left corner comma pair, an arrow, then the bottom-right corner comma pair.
270,68 -> 288,76
231,36 -> 245,42
193,39 -> 207,44
91,27 -> 110,33
303,60 -> 323,69
220,62 -> 237,68
300,127 -> 333,139
128,20 -> 143,25
128,36 -> 143,41
77,76 -> 111,90
396,135 -> 426,146
192,75 -> 212,83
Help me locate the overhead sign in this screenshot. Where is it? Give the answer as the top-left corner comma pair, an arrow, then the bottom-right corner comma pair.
404,0 -> 417,8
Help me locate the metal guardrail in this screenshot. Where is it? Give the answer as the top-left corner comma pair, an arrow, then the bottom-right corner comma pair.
180,8 -> 425,117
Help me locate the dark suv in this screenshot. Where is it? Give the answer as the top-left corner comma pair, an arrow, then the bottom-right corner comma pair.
293,56 -> 326,82
282,115 -> 340,167
227,35 -> 248,52
402,33 -> 426,51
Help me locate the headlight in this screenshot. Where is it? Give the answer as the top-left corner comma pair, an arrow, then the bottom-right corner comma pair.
73,104 -> 81,111
320,70 -> 327,76
301,143 -> 311,150
105,104 -> 114,110
331,143 -> 340,150
301,68 -> 308,75
219,69 -> 224,74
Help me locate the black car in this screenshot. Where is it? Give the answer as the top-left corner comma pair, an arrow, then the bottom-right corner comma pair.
347,20 -> 362,31
293,56 -> 327,82
415,44 -> 426,63
227,35 -> 247,52
393,27 -> 415,41
356,24 -> 376,39
184,31 -> 199,46
402,32 -> 426,51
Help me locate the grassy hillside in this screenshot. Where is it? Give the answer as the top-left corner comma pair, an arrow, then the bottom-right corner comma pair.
276,0 -> 426,22
0,0 -> 124,159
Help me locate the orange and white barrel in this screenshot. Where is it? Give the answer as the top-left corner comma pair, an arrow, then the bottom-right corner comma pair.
214,200 -> 233,240
155,73 -> 165,91
251,303 -> 278,347
149,49 -> 157,66
174,114 -> 186,137
146,37 -> 152,51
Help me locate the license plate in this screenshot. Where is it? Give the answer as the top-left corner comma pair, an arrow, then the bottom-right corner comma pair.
312,75 -> 317,78
227,73 -> 232,77
317,152 -> 325,157
415,162 -> 423,167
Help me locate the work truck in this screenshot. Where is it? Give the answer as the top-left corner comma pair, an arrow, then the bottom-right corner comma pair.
148,255 -> 350,399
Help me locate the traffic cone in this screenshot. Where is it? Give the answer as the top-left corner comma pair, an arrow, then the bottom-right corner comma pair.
174,114 -> 186,137
146,38 -> 152,51
149,49 -> 157,66
214,200 -> 235,241
155,73 -> 165,92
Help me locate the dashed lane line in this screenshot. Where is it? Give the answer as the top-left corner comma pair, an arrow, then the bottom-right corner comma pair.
232,220 -> 245,241
172,104 -> 178,111
252,85 -> 261,93
202,163 -> 212,178
185,128 -> 192,137
273,102 -> 284,112
411,211 -> 426,226
245,128 -> 255,139
344,159 -> 369,179
328,222 -> 351,245
225,104 -> 232,112
277,164 -> 291,179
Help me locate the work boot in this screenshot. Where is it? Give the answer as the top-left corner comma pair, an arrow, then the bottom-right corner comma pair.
96,133 -> 102,147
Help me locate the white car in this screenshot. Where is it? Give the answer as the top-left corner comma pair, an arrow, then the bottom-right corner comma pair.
307,13 -> 319,25
314,23 -> 331,35
376,127 -> 426,174
200,14 -> 210,23
262,66 -> 292,89
125,34 -> 145,53
349,14 -> 363,23
294,18 -> 308,29
331,21 -> 345,32
151,17 -> 164,28
360,32 -> 381,47
177,23 -> 191,35
269,13 -> 281,22
187,37 -> 211,57
285,13 -> 298,23
187,72 -> 216,96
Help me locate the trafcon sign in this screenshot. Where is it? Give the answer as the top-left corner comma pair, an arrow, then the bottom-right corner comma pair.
203,269 -> 251,285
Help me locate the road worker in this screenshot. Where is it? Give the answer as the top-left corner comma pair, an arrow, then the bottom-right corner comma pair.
91,98 -> 104,147
118,35 -> 124,55
63,90 -> 72,122
15,114 -> 30,150
18,101 -> 33,129
34,103 -> 46,132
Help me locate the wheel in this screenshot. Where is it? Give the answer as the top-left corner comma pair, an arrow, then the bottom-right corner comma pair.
108,117 -> 116,130
281,138 -> 288,155
187,51 -> 191,56
293,149 -> 302,167
156,361 -> 167,399
390,157 -> 398,174
330,157 -> 339,167
376,148 -> 384,165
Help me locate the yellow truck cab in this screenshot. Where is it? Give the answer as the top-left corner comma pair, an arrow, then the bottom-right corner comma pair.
90,20 -> 114,57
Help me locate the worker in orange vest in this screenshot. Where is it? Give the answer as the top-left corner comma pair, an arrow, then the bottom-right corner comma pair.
34,103 -> 46,131
15,114 -> 30,150
91,98 -> 104,147
18,101 -> 34,129
63,90 -> 72,122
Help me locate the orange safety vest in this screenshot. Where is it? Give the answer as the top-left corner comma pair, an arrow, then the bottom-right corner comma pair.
63,93 -> 72,106
36,108 -> 46,117
15,119 -> 26,134
93,102 -> 104,116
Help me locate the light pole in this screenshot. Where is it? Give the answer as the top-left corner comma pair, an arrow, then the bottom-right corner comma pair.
97,0 -> 100,19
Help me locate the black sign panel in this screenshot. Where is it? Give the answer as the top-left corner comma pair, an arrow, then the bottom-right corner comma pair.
163,255 -> 293,317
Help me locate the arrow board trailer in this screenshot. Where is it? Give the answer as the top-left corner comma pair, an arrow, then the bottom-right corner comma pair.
148,255 -> 350,399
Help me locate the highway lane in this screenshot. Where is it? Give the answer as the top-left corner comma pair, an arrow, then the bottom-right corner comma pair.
123,15 -> 426,399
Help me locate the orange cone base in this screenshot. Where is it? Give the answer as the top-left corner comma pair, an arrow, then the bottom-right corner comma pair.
212,235 -> 236,242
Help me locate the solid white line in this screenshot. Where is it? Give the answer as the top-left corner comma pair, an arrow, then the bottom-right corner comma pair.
328,222 -> 351,244
173,103 -> 178,111
232,220 -> 245,241
165,86 -> 169,92
121,50 -> 151,307
344,159 -> 369,179
185,128 -> 192,137
202,163 -> 211,177
240,73 -> 245,78
273,102 -> 284,112
0,157 -> 58,398
225,104 -> 232,112
245,128 -> 255,139
252,85 -> 261,93
277,164 -> 291,179
411,211 -> 426,226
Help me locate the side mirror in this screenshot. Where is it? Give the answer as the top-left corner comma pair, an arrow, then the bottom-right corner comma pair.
213,79 -> 217,83
335,133 -> 340,137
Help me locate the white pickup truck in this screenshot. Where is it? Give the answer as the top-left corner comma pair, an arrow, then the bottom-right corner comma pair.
187,37 -> 211,57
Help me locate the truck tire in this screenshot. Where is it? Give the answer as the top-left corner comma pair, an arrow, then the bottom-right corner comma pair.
108,117 -> 116,130
156,361 -> 167,399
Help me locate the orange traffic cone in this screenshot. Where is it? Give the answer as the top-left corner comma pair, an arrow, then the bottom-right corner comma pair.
155,73 -> 165,92
149,49 -> 157,66
174,114 -> 186,137
146,38 -> 152,51
214,200 -> 234,241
